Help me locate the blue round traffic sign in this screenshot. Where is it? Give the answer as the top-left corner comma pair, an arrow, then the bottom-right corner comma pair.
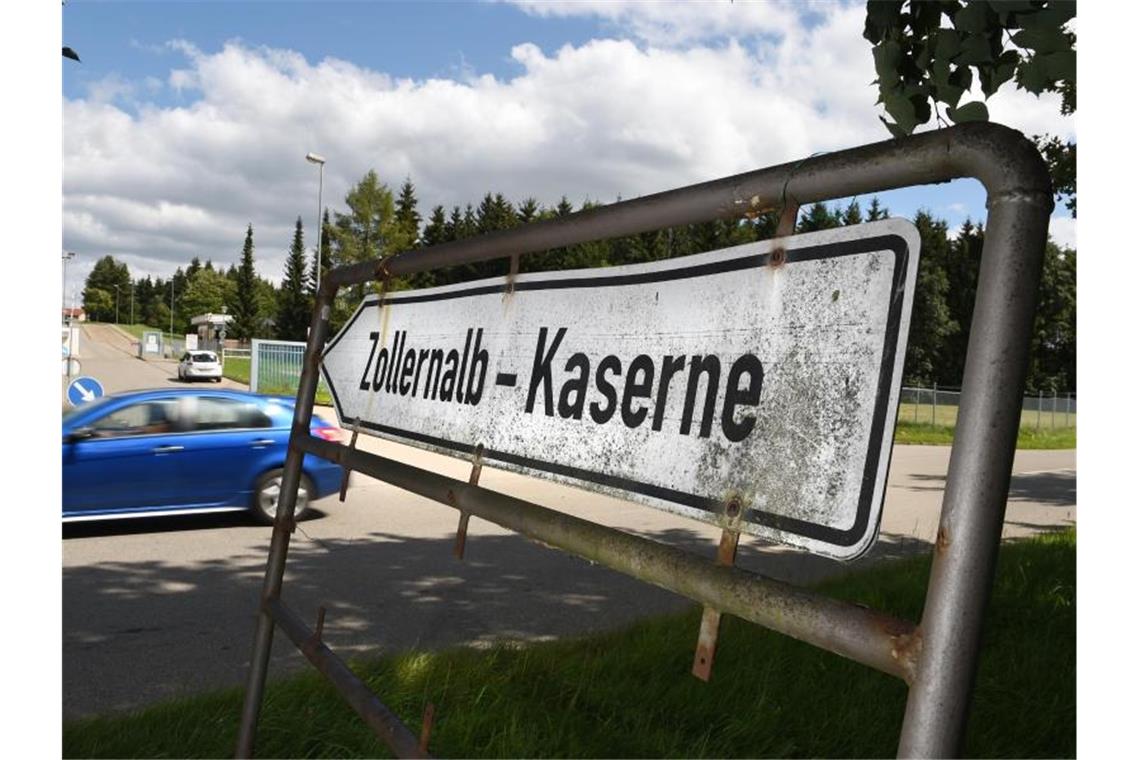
67,376 -> 105,407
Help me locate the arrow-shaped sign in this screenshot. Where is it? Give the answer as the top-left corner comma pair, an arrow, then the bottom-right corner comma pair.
75,381 -> 95,402
320,220 -> 920,560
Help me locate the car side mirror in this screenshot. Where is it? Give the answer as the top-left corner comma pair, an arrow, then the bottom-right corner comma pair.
66,427 -> 95,443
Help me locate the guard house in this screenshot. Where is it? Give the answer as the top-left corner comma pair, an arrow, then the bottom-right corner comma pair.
190,313 -> 234,352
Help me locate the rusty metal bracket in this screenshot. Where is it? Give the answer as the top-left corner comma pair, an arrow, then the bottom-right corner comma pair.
339,418 -> 362,502
769,201 -> 799,268
504,254 -> 520,298
314,605 -> 327,643
453,444 -> 485,560
691,525 -> 741,681
419,702 -> 436,754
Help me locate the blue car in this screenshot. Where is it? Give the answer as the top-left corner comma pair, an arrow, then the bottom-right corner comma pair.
63,388 -> 345,524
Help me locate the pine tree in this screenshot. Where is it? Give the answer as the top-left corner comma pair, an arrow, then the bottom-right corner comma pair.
393,177 -> 422,251
309,208 -> 332,297
903,211 -> 955,386
277,217 -> 312,341
842,199 -> 863,225
866,197 -> 888,221
229,224 -> 260,343
797,202 -> 843,232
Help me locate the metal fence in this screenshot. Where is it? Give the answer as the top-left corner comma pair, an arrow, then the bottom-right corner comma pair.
249,338 -> 331,400
899,386 -> 1076,429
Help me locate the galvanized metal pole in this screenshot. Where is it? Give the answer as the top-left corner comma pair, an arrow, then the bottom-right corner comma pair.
236,287 -> 335,758
897,139 -> 1051,757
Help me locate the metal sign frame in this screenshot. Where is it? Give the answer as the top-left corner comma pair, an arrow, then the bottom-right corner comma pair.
236,123 -> 1052,758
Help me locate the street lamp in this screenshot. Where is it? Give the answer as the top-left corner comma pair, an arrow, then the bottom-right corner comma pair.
305,152 -> 326,293
62,251 -> 76,323
113,284 -> 121,325
62,252 -> 77,377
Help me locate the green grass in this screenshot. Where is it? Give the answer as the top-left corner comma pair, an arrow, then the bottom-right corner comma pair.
895,421 -> 1076,449
63,529 -> 1075,758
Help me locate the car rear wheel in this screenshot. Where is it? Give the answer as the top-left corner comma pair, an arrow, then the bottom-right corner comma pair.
252,468 -> 312,525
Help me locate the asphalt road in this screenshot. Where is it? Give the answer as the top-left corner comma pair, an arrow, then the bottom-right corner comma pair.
62,323 -> 1077,719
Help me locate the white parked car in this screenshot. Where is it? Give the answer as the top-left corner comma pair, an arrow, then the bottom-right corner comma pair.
178,350 -> 223,382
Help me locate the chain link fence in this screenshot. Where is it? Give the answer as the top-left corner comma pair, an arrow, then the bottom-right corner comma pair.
899,386 -> 1076,429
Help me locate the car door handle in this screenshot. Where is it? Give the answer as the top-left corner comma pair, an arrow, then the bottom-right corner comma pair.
250,439 -> 275,448
152,445 -> 184,454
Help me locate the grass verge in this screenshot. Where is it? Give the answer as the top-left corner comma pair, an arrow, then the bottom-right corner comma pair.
895,421 -> 1076,449
63,529 -> 1075,758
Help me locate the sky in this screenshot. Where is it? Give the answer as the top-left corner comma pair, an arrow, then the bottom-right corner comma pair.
58,0 -> 1076,298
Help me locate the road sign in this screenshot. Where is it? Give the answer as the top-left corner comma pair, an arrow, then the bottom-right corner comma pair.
67,376 -> 105,407
321,219 -> 920,559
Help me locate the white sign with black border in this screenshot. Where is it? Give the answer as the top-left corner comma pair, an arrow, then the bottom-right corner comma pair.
321,219 -> 920,560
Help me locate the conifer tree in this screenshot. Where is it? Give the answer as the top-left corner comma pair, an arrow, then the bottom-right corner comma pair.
277,217 -> 312,341
229,224 -> 260,343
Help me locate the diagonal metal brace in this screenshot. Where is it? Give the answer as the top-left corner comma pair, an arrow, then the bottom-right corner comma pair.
692,498 -> 743,682
453,444 -> 485,560
339,418 -> 362,502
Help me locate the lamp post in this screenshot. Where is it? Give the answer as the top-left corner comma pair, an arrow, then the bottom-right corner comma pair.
130,285 -> 135,326
113,284 -> 121,325
305,152 -> 326,292
62,251 -> 76,323
170,278 -> 175,356
62,252 -> 77,376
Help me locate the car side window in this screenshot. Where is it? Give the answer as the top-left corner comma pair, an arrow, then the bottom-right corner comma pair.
89,399 -> 179,438
192,398 -> 272,431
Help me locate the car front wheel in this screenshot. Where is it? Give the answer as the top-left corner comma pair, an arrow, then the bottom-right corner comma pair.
252,468 -> 312,525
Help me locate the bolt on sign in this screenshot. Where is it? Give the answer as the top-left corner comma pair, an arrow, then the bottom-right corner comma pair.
321,219 -> 920,560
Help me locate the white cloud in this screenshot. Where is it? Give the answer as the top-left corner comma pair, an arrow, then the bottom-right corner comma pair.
63,4 -> 1075,292
508,0 -> 805,46
1049,215 -> 1076,251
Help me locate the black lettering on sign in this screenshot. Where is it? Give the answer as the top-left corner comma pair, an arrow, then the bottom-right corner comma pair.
558,353 -> 590,420
621,354 -> 654,428
589,355 -> 621,424
526,327 -> 567,416
359,331 -> 380,390
722,353 -> 764,442
466,329 -> 488,405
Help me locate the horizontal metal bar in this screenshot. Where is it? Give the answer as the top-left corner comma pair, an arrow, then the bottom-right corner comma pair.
296,434 -> 920,682
322,123 -> 1046,293
266,598 -> 428,759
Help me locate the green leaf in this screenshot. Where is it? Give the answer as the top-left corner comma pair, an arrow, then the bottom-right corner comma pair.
1040,49 -> 1076,82
953,1 -> 994,34
955,33 -> 995,66
873,40 -> 903,80
949,101 -> 990,123
990,1 -> 1035,26
981,49 -> 1020,97
935,81 -> 966,108
1015,2 -> 1076,32
910,93 -> 932,125
884,91 -> 918,133
910,1 -> 945,34
864,0 -> 905,42
1010,27 -> 1073,55
948,65 -> 973,93
1016,55 -> 1050,94
879,115 -> 909,139
934,28 -> 962,60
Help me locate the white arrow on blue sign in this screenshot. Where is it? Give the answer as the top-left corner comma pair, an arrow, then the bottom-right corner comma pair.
67,376 -> 105,407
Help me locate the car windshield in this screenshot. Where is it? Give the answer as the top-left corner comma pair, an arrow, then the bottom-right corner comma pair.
191,353 -> 217,363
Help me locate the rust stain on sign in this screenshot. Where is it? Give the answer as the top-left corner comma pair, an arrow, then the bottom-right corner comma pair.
321,220 -> 920,560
